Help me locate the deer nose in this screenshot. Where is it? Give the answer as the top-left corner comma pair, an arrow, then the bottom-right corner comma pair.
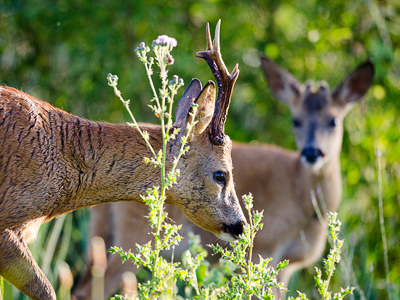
224,220 -> 246,238
301,147 -> 324,164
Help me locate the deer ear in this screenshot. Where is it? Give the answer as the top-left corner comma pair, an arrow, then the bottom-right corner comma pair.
261,54 -> 302,105
174,78 -> 203,129
332,60 -> 374,106
191,80 -> 216,135
174,79 -> 216,139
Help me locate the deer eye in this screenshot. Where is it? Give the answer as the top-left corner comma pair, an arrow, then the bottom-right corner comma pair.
213,171 -> 227,185
328,118 -> 338,128
292,119 -> 302,128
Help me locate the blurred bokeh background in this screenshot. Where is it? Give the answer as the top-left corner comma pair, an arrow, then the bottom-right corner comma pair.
1,0 -> 399,299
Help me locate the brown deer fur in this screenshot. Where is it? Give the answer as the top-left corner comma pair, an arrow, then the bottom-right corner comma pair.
73,56 -> 374,299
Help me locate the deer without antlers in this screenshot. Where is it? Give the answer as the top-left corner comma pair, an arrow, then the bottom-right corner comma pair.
0,21 -> 246,300
232,56 -> 374,297
74,55 -> 374,299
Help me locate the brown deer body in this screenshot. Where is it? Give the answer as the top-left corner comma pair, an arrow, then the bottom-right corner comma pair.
73,56 -> 373,299
0,21 -> 246,299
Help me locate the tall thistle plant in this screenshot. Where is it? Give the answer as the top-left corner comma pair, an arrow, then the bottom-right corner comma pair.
107,35 -> 200,299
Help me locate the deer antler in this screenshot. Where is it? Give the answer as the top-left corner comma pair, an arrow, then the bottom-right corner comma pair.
196,20 -> 240,145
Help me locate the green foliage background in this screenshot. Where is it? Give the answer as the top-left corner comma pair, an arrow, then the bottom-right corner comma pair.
1,0 -> 399,299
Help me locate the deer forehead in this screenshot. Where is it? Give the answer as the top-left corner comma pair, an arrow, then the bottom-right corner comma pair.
213,138 -> 233,164
299,82 -> 332,114
197,143 -> 233,172
185,135 -> 232,171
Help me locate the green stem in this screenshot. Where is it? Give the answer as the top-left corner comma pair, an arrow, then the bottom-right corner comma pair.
152,109 -> 166,284
145,61 -> 161,113
191,265 -> 200,295
111,84 -> 157,160
1,276 -> 4,299
169,106 -> 197,181
377,147 -> 391,300
324,246 -> 337,297
247,205 -> 254,300
167,88 -> 177,131
150,51 -> 168,289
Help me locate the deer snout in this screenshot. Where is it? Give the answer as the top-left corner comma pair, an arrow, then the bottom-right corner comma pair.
223,220 -> 246,239
301,147 -> 324,164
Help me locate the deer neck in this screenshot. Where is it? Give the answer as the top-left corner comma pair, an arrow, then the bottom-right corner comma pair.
308,154 -> 342,214
57,120 -> 164,214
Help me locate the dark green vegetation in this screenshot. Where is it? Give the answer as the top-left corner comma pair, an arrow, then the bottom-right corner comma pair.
1,0 -> 399,299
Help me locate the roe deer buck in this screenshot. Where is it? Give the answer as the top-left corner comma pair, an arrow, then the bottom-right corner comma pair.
73,55 -> 374,299
0,21 -> 246,300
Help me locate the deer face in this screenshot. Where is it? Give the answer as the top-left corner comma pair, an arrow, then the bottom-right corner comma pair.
261,55 -> 374,171
289,83 -> 346,170
169,133 -> 245,241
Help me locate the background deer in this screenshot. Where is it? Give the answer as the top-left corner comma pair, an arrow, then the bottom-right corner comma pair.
0,22 -> 246,300
73,55 -> 374,299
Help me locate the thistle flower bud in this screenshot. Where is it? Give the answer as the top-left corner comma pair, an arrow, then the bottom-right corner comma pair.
169,75 -> 180,86
107,73 -> 118,86
134,42 -> 149,52
152,35 -> 177,50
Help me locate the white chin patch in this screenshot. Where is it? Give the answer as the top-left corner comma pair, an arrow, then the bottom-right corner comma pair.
218,232 -> 238,242
300,156 -> 324,171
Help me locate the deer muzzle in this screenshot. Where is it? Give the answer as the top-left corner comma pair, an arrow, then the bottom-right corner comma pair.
301,147 -> 325,165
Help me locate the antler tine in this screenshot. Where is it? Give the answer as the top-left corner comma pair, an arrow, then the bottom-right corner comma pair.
213,19 -> 221,52
232,63 -> 239,77
206,22 -> 212,51
196,20 -> 240,145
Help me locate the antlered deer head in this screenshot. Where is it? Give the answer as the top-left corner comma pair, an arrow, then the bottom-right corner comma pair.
166,20 -> 245,241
